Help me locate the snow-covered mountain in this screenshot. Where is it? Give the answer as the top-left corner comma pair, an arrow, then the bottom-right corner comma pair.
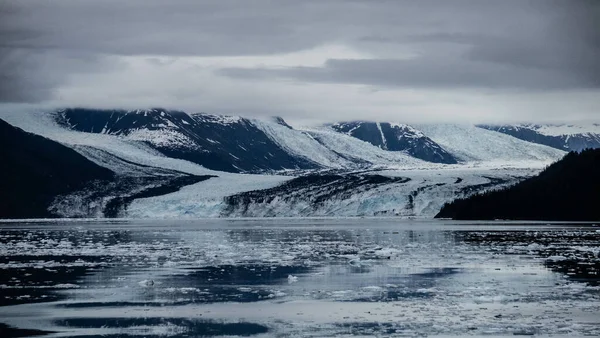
52,108 -> 438,172
0,117 -> 210,218
414,124 -> 565,165
43,108 -> 566,171
256,121 -> 427,169
329,121 -> 458,164
56,108 -> 319,173
0,108 -> 569,219
478,124 -> 600,152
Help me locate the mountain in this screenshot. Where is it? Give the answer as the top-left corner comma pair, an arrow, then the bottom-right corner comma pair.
45,109 -> 566,172
0,116 -> 212,219
329,121 -> 458,164
413,124 -> 565,164
56,108 -> 319,173
0,118 -> 114,218
53,109 -> 438,172
436,149 -> 600,221
478,124 -> 600,152
253,120 -> 425,169
0,108 -> 570,219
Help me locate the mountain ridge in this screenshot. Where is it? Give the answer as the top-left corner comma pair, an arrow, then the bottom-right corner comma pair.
0,118 -> 114,218
55,108 -> 320,173
1,108 -> 567,173
0,108 -> 573,219
478,124 -> 600,152
329,121 -> 459,164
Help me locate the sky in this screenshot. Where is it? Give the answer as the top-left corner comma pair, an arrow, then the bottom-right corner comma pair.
1,0 -> 599,125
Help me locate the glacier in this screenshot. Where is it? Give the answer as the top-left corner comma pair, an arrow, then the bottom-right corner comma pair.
129,167 -> 537,218
414,124 -> 565,163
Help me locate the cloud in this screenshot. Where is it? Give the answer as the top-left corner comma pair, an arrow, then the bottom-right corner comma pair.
0,0 -> 599,123
0,0 -> 331,56
220,1 -> 600,91
219,55 -> 592,90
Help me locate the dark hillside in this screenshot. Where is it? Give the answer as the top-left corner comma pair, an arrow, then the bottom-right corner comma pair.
0,119 -> 115,218
436,149 -> 600,221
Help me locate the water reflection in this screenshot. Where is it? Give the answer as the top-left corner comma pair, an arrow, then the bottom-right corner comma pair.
0,220 -> 599,337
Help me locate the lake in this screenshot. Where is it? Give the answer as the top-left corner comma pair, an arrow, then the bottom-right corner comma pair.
1,219 -> 599,337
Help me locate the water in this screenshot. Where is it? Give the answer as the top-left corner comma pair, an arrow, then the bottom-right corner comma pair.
0,219 -> 599,337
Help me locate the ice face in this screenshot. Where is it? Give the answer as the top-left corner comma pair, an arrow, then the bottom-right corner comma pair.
128,167 -> 535,219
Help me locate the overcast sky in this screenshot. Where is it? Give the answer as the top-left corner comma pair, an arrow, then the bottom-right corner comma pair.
1,0 -> 599,124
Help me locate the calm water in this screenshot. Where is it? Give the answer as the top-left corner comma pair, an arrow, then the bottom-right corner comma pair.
0,219 -> 599,337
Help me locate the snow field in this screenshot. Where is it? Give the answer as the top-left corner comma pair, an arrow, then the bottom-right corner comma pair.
415,124 -> 565,162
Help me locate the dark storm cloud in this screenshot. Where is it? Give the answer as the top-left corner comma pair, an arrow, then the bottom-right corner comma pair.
0,2 -> 50,102
221,1 -> 600,90
0,0 -> 332,103
0,0 -> 330,56
465,1 -> 600,87
1,0 -> 599,104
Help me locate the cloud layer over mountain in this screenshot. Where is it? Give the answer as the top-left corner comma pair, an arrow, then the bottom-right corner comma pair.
1,0 -> 599,124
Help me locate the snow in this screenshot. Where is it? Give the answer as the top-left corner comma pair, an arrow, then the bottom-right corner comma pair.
376,122 -> 387,148
251,119 -> 352,168
126,128 -> 200,149
71,145 -> 179,177
223,167 -> 536,218
414,124 -> 566,163
1,110 -> 214,176
191,112 -> 242,125
1,110 -> 296,218
389,123 -> 426,139
2,110 -> 564,174
253,119 -> 446,169
0,109 -> 571,220
302,127 -> 429,168
520,123 -> 600,136
127,173 -> 291,218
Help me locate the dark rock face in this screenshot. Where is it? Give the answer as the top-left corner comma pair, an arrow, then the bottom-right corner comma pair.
0,118 -> 115,218
478,125 -> 600,152
273,116 -> 294,129
330,121 -> 458,164
332,122 -> 385,148
436,149 -> 600,221
56,108 -> 320,173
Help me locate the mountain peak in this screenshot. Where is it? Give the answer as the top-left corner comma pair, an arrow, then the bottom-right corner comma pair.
273,116 -> 293,129
329,121 -> 459,164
